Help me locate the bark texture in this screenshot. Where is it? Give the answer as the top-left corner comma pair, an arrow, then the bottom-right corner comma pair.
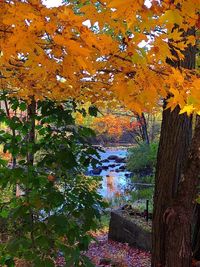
137,113 -> 150,145
151,107 -> 192,267
151,28 -> 196,267
192,204 -> 200,260
27,97 -> 36,165
165,117 -> 200,267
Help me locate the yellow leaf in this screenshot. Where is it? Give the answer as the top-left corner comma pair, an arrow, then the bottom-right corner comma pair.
107,0 -> 134,9
179,105 -> 194,115
67,40 -> 91,57
160,9 -> 183,25
75,56 -> 88,70
185,35 -> 196,46
171,69 -> 184,84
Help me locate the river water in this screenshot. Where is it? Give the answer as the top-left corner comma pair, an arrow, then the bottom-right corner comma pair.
89,148 -> 132,199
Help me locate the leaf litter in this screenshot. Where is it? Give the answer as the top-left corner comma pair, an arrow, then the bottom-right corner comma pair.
55,229 -> 151,267
85,230 -> 151,267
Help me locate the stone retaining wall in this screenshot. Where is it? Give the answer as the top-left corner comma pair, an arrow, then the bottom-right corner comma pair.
108,210 -> 152,251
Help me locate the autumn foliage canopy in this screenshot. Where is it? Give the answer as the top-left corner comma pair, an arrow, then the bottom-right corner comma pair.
0,0 -> 199,114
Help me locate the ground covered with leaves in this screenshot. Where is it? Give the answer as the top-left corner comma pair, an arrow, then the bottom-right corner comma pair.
85,230 -> 151,267
55,229 -> 151,267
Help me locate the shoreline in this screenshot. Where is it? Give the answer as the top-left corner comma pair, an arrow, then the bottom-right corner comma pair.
93,143 -> 135,150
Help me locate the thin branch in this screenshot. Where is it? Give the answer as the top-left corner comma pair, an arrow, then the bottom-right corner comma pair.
0,29 -> 13,34
148,66 -> 169,76
110,53 -> 132,63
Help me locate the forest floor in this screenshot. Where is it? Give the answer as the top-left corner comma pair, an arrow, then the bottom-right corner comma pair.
55,228 -> 151,267
85,229 -> 151,267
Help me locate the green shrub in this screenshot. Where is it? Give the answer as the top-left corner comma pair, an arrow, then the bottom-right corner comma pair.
131,187 -> 154,201
131,175 -> 154,184
127,142 -> 158,174
0,96 -> 105,267
127,143 -> 157,208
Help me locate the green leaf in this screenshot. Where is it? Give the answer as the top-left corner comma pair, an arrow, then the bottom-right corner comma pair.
81,255 -> 95,267
35,235 -> 52,249
88,106 -> 98,117
0,256 -> 15,267
0,209 -> 9,218
19,102 -> 27,111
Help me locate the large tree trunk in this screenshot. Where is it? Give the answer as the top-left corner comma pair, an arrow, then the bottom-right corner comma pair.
151,28 -> 195,266
165,116 -> 200,267
191,124 -> 200,261
151,107 -> 192,267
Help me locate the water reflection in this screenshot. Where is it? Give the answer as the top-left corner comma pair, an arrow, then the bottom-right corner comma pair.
90,148 -> 132,199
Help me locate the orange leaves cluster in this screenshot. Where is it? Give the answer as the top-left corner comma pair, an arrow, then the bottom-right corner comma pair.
92,114 -> 140,137
166,69 -> 200,115
0,0 -> 115,102
78,0 -> 200,114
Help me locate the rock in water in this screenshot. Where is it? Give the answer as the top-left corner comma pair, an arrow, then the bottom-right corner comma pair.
107,155 -> 119,161
92,167 -> 102,175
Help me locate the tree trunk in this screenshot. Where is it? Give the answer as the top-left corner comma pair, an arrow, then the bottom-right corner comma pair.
150,114 -> 156,142
191,118 -> 200,261
151,106 -> 192,267
27,97 -> 36,165
137,113 -> 150,145
151,28 -> 195,267
165,116 -> 200,267
192,204 -> 200,260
